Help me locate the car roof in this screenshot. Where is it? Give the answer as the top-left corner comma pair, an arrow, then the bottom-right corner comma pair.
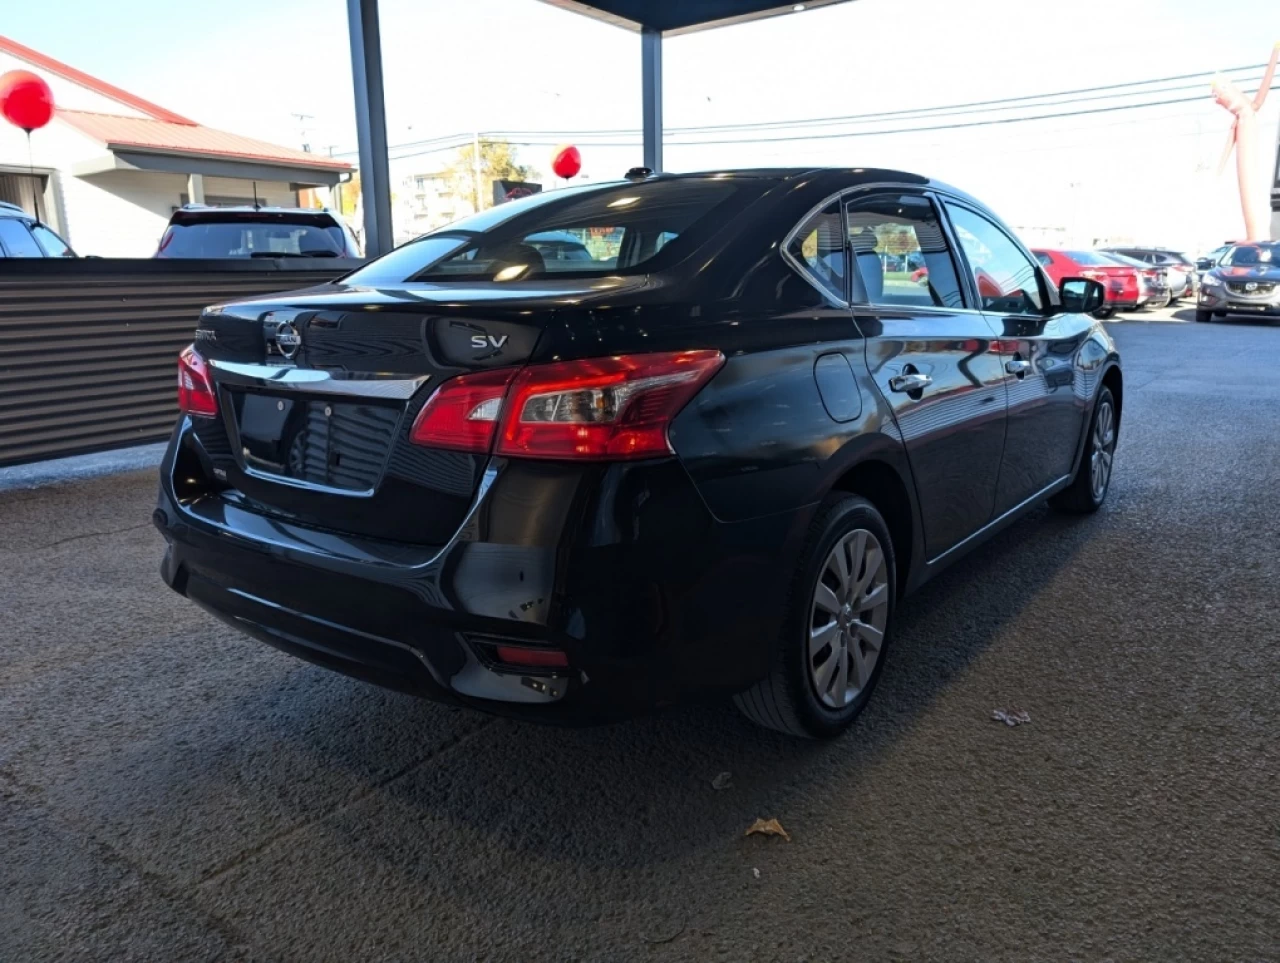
171,205 -> 339,217
0,201 -> 32,218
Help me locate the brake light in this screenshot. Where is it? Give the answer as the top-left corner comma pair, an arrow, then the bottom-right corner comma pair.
496,350 -> 725,460
178,345 -> 218,418
409,367 -> 517,452
494,645 -> 569,668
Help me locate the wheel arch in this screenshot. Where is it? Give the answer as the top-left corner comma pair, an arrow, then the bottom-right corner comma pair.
828,457 -> 916,597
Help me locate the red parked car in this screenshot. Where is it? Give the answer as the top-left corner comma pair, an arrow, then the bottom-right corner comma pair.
1032,249 -> 1142,318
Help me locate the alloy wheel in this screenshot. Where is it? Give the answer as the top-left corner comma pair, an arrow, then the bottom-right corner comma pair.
808,529 -> 890,709
1090,399 -> 1116,501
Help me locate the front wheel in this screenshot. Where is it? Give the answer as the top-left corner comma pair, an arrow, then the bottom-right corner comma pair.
734,495 -> 896,738
1051,386 -> 1117,514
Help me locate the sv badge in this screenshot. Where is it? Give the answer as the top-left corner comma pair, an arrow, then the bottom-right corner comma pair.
470,334 -> 509,350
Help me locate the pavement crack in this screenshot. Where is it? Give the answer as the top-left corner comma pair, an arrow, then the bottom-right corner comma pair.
18,521 -> 152,554
196,717 -> 499,887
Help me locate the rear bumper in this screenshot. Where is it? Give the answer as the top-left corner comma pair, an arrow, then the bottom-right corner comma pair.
155,421 -> 805,724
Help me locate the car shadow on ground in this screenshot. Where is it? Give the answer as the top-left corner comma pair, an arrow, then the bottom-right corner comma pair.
234,500 -> 1099,872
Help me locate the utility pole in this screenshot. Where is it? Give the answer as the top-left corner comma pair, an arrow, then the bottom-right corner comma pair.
472,132 -> 483,213
292,112 -> 316,153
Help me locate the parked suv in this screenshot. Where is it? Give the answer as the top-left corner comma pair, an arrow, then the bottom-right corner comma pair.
155,206 -> 361,259
0,201 -> 77,258
1196,241 -> 1280,322
156,169 -> 1122,738
1103,247 -> 1195,301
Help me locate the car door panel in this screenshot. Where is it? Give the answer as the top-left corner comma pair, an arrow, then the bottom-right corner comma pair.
943,202 -> 1092,513
847,192 -> 1008,561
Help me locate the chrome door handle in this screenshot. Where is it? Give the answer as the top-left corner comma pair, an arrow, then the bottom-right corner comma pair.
888,372 -> 933,393
1005,359 -> 1032,375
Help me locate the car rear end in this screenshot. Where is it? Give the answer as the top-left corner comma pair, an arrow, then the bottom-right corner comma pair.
1062,251 -> 1141,311
156,208 -> 361,259
154,175 -> 796,723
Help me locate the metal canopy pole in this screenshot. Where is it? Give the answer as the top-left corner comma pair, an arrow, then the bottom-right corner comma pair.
641,27 -> 663,172
346,0 -> 393,257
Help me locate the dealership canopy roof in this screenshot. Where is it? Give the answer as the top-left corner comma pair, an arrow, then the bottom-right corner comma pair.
535,0 -> 853,35
346,0 -> 855,256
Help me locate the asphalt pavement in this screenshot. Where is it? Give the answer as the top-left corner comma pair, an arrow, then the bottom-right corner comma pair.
3,309 -> 1279,962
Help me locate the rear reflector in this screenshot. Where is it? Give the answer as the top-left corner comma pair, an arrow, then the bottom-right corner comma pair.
178,345 -> 218,418
409,367 -> 517,452
496,349 -> 725,460
494,645 -> 569,668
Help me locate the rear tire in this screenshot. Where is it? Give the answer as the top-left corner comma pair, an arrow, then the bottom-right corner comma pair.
734,495 -> 896,739
1194,309 -> 1212,323
1051,386 -> 1117,515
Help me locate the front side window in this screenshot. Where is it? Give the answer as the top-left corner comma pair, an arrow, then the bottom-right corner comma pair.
785,202 -> 846,302
945,204 -> 1044,314
846,194 -> 964,309
0,218 -> 46,258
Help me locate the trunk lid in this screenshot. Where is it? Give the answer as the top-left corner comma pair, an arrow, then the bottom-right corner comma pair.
189,278 -> 648,543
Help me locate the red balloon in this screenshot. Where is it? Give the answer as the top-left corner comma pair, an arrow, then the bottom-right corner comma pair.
0,70 -> 55,132
551,144 -> 582,179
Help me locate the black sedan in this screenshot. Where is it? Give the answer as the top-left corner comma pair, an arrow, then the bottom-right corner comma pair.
156,168 -> 1122,738
1196,241 -> 1280,322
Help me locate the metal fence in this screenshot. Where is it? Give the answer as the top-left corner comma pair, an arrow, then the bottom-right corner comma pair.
0,259 -> 358,468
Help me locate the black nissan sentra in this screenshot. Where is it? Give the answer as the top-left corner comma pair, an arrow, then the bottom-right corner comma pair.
157,168 -> 1122,738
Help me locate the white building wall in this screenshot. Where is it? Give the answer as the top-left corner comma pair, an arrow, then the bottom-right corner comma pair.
62,172 -> 300,257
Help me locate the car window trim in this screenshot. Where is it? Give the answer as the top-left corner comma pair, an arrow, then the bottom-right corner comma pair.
939,197 -> 1055,318
782,182 -> 1001,316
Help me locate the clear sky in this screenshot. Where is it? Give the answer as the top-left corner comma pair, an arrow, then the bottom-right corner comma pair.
5,0 -> 1279,250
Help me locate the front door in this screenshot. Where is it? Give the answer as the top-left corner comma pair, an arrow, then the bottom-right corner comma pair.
847,192 -> 1008,561
943,202 -> 1090,515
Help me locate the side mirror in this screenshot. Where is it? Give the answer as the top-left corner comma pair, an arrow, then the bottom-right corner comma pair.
1195,258 -> 1213,271
1060,277 -> 1106,314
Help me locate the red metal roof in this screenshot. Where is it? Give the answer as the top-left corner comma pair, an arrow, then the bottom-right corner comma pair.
59,110 -> 351,171
0,33 -> 196,126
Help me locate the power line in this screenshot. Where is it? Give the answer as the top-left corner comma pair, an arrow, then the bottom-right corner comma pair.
494,62 -> 1273,136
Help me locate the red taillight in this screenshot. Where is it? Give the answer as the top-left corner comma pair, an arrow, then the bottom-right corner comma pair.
497,350 -> 725,460
178,345 -> 218,418
409,350 -> 725,460
409,367 -> 517,452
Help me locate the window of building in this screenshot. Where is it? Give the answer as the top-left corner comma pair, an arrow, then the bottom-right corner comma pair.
945,204 -> 1044,314
846,194 -> 965,309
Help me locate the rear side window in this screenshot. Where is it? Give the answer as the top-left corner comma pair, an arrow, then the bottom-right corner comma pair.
31,224 -> 74,257
158,218 -> 347,258
1034,252 -> 1052,267
785,202 -> 846,301
945,204 -> 1044,314
0,218 -> 45,257
846,194 -> 965,309
382,179 -> 743,282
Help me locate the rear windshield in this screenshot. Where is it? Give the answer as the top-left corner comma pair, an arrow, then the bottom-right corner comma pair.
159,215 -> 348,258
342,178 -> 744,285
1065,250 -> 1113,266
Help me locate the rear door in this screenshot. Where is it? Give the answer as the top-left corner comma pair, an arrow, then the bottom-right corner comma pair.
847,191 -> 1008,560
942,202 -> 1090,515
